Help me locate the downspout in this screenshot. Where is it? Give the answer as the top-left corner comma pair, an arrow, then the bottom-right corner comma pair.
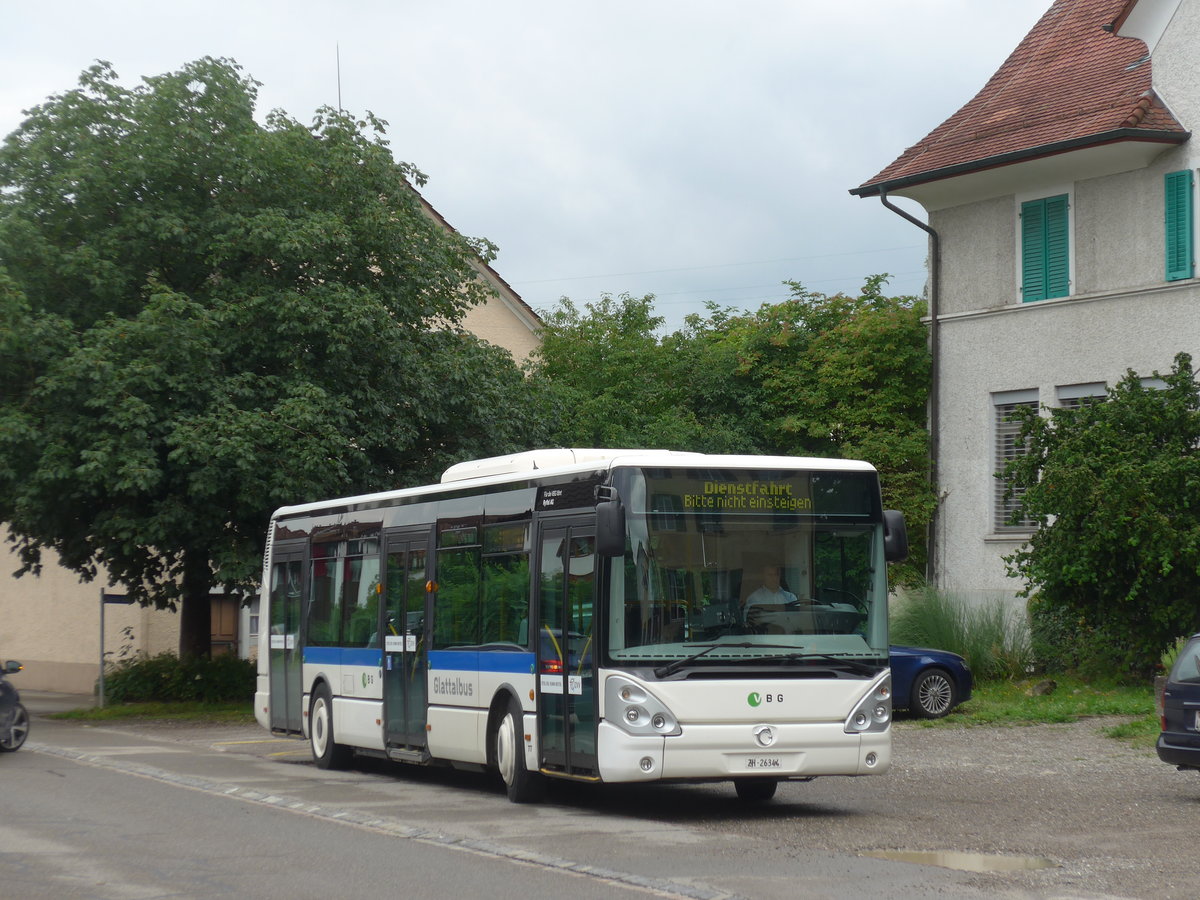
878,189 -> 941,585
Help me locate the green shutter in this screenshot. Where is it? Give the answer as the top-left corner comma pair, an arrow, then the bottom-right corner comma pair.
1021,199 -> 1046,301
1165,170 -> 1194,281
1021,195 -> 1069,302
1043,195 -> 1069,298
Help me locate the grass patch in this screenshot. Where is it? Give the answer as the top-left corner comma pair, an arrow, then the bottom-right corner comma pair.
908,675 -> 1158,748
1101,714 -> 1160,748
49,701 -> 255,725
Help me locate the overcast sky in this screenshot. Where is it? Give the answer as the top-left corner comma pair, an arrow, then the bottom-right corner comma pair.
2,1 -> 1052,331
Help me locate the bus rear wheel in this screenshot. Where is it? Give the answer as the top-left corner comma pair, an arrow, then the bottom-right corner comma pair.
495,696 -> 544,803
310,683 -> 352,770
734,778 -> 778,802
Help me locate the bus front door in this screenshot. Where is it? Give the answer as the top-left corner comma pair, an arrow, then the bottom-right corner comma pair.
382,532 -> 430,751
268,545 -> 305,734
536,521 -> 598,777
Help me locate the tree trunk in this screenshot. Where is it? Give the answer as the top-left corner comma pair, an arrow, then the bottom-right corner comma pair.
178,552 -> 213,658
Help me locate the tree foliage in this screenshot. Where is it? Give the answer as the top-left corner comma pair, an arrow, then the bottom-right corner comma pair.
527,277 -> 932,583
1003,353 -> 1200,676
527,292 -> 759,452
0,59 -> 541,654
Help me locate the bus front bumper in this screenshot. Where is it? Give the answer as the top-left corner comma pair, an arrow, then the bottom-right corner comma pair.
596,719 -> 890,783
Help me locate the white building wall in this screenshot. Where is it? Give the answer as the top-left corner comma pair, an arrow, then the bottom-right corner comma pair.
932,99 -> 1200,610
935,284 -> 1200,607
0,530 -> 181,692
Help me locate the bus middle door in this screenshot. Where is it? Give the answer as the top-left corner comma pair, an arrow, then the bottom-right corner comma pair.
382,530 -> 431,752
535,520 -> 598,778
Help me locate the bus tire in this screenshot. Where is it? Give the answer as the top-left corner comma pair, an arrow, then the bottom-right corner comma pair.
0,702 -> 29,752
734,778 -> 778,802
310,683 -> 352,770
495,696 -> 544,803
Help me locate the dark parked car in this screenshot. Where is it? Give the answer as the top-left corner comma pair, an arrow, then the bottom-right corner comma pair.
890,645 -> 973,719
0,660 -> 28,752
1157,633 -> 1200,773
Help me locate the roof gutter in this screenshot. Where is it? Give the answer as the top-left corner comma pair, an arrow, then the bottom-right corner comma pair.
851,128 -> 1188,198
878,189 -> 941,585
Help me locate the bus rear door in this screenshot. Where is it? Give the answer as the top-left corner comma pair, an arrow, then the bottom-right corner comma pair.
268,543 -> 305,734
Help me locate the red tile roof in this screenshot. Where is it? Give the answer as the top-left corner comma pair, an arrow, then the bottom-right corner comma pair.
853,0 -> 1188,197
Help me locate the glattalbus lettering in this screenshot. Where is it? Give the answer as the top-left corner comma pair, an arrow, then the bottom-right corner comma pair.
432,676 -> 474,698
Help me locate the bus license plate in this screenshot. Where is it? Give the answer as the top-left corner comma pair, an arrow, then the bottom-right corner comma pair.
746,757 -> 782,770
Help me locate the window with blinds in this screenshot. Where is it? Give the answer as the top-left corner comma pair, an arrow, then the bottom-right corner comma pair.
1056,382 -> 1106,411
994,397 -> 1037,531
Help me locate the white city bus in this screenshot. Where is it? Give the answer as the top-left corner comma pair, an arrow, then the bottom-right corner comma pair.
255,449 -> 908,802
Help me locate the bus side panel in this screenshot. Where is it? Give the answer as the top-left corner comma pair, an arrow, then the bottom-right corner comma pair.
332,697 -> 386,751
423,651 -> 536,764
426,650 -> 483,762
332,647 -> 384,750
426,706 -> 484,763
338,648 -> 383,702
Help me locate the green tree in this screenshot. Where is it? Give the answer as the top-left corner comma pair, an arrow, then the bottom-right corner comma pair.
527,278 -> 932,583
527,292 -> 746,451
0,59 -> 541,655
703,277 -> 933,583
1003,353 -> 1200,676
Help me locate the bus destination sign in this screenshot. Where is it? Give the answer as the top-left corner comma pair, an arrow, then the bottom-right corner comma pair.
683,480 -> 813,512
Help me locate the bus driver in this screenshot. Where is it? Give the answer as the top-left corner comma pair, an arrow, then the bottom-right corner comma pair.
742,565 -> 797,628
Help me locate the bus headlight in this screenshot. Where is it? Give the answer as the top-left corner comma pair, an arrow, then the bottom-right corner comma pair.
844,673 -> 892,734
606,675 -> 681,737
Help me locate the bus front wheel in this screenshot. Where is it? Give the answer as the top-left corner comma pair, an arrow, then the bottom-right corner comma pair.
734,778 -> 778,802
495,696 -> 544,803
310,683 -> 352,770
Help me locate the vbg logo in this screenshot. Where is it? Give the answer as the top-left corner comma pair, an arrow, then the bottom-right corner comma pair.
747,691 -> 782,707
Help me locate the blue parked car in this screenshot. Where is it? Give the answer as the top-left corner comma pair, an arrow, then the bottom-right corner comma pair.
890,645 -> 973,718
1157,633 -> 1200,773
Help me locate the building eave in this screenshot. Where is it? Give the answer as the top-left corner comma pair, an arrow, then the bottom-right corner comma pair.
851,127 -> 1189,199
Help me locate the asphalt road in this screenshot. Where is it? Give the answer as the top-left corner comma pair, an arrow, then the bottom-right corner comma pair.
9,693 -> 1200,899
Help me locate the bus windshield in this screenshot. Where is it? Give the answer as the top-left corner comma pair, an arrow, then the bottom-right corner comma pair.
607,467 -> 890,669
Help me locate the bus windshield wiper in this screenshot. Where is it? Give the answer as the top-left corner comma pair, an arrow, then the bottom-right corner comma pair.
748,652 -> 879,676
654,642 -> 800,678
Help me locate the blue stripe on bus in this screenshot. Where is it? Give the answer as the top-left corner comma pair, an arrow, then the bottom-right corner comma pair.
429,649 -> 535,675
302,645 -> 534,674
303,646 -> 383,667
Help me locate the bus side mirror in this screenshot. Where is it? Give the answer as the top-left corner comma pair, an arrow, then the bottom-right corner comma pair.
883,510 -> 908,563
596,500 -> 626,557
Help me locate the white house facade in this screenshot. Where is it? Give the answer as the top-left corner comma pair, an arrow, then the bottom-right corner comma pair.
853,0 -> 1200,606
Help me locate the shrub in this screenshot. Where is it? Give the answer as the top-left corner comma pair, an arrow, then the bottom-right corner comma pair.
1160,635 -> 1192,674
101,652 -> 254,704
891,583 -> 1032,682
1002,354 -> 1200,678
1028,594 -> 1149,682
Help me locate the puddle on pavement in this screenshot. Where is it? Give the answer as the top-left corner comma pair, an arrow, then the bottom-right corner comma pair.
863,850 -> 1056,873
